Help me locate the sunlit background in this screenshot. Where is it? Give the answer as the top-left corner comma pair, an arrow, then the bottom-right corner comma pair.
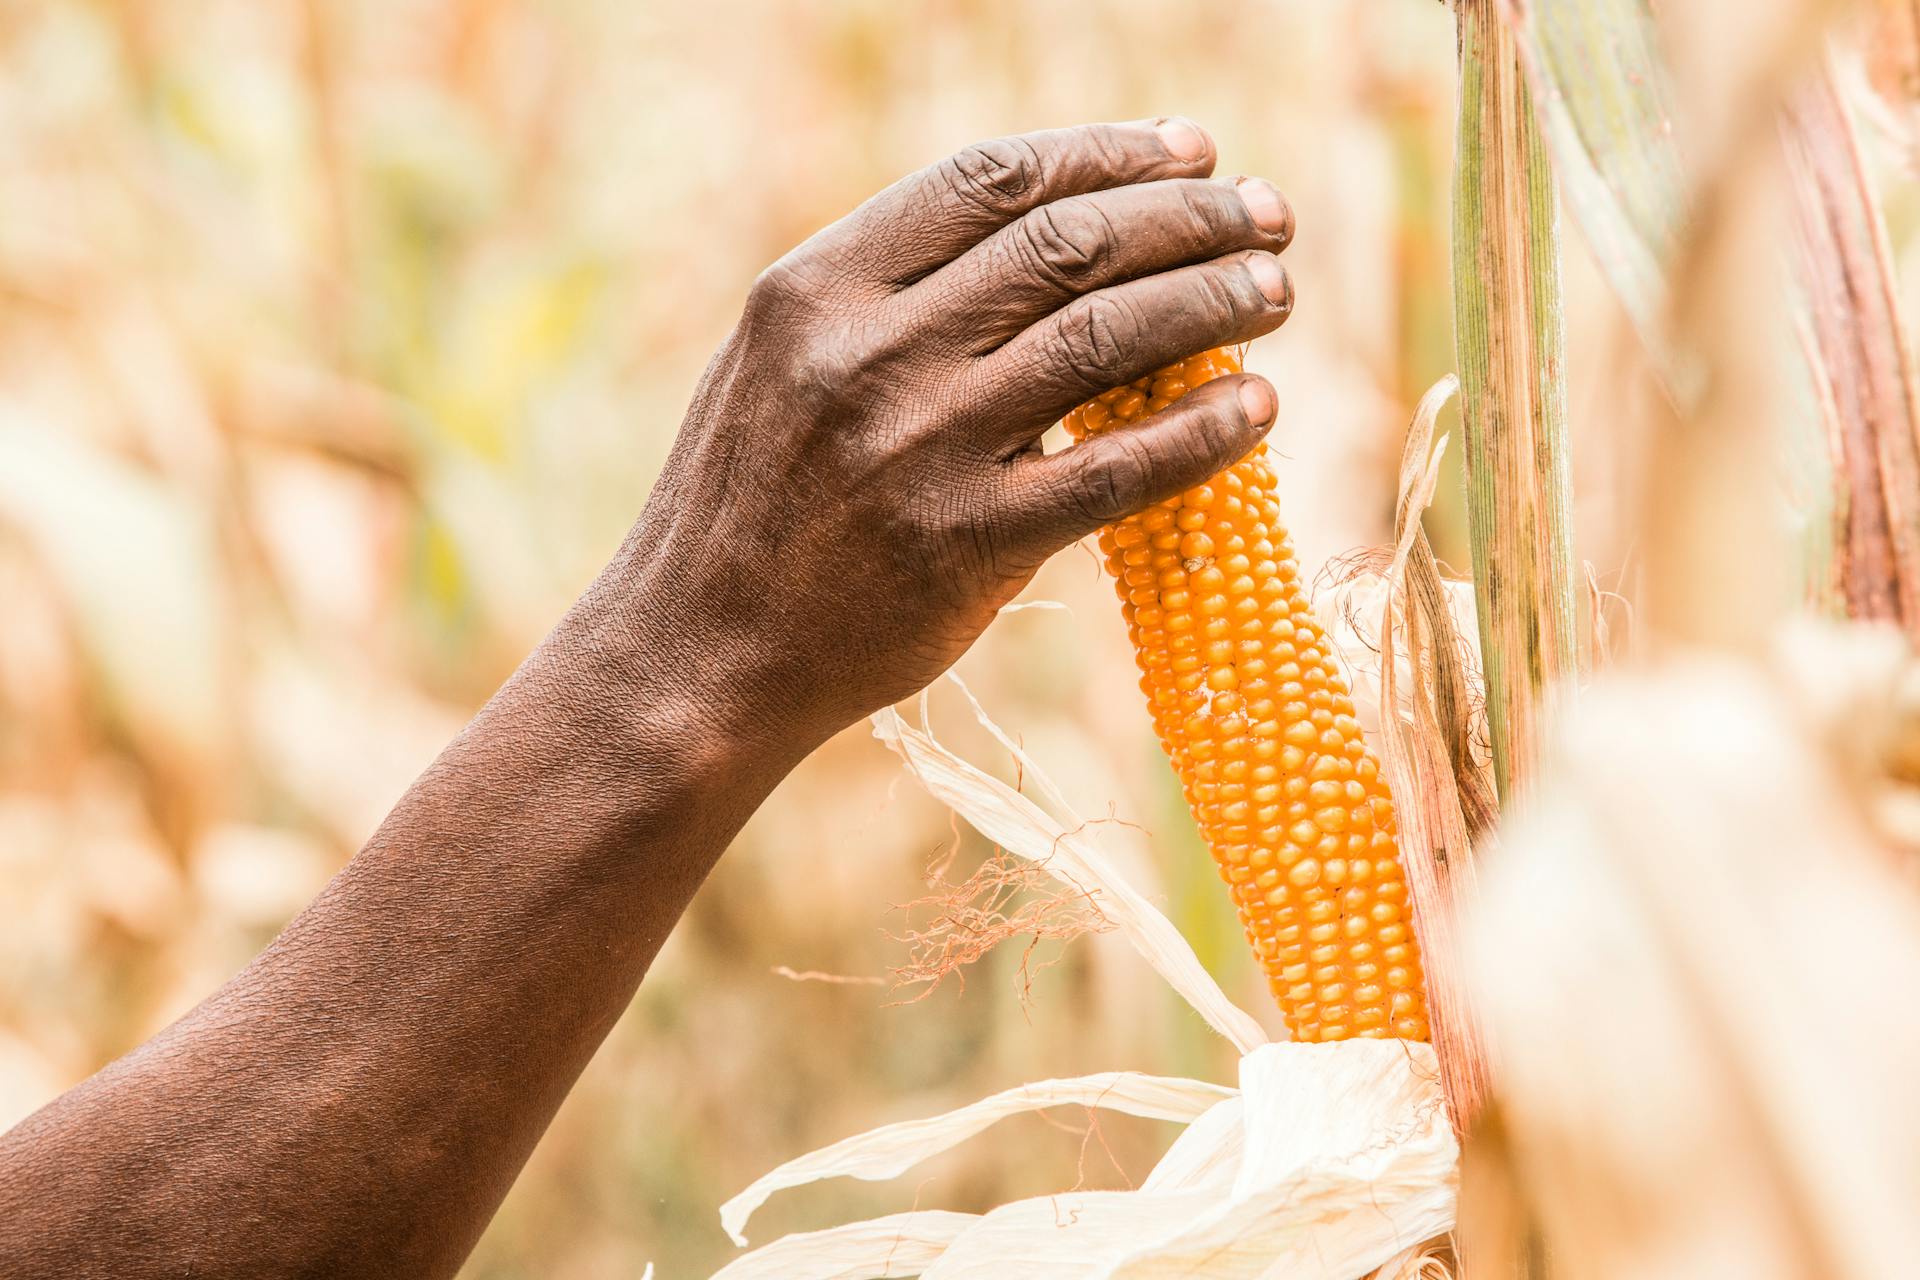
0,2 -> 1653,1275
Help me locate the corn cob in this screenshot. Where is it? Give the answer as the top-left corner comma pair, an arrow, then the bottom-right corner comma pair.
1067,348 -> 1430,1043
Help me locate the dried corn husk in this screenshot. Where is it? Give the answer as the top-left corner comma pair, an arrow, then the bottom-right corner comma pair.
709,690 -> 1460,1279
720,1072 -> 1234,1247
873,689 -> 1267,1055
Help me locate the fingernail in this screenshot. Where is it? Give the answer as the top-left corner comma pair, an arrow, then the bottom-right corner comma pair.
1155,116 -> 1209,162
1238,376 -> 1276,428
1246,252 -> 1292,307
1235,177 -> 1293,241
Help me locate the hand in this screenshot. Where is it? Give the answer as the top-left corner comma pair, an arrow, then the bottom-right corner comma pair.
614,118 -> 1296,753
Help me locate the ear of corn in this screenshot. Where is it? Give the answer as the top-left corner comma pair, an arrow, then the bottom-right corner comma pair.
1067,347 -> 1430,1043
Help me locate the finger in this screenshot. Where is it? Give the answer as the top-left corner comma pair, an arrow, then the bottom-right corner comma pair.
968,250 -> 1293,451
907,176 -> 1293,352
824,119 -> 1217,287
996,374 -> 1279,554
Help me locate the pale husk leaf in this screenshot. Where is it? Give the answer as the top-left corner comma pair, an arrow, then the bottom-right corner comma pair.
915,1041 -> 1454,1280
1136,1096 -> 1244,1194
870,703 -> 1269,1054
940,671 -> 1079,821
720,1071 -> 1233,1247
709,1211 -> 980,1280
1230,1040 -> 1450,1204
1508,0 -> 1861,629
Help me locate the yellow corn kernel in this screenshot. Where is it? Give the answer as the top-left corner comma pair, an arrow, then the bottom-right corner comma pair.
1066,347 -> 1430,1044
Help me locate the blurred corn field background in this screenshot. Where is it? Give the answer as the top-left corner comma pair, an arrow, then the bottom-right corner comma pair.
10,0 -> 1920,1277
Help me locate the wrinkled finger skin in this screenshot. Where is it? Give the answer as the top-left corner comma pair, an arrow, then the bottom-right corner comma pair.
0,122 -> 1293,1279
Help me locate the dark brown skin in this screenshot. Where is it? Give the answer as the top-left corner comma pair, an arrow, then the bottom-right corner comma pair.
0,118 -> 1293,1278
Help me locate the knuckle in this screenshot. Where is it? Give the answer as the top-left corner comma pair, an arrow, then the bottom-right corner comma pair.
1018,200 -> 1113,286
943,136 -> 1044,214
1084,124 -> 1137,175
840,317 -> 907,374
747,251 -> 830,321
789,340 -> 851,405
1053,293 -> 1144,389
1164,402 -> 1222,474
1200,262 -> 1260,330
745,261 -> 802,318
748,221 -> 880,321
1075,433 -> 1157,524
790,321 -> 895,408
1181,182 -> 1234,242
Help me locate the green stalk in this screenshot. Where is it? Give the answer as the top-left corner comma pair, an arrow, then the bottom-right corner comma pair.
1449,0 -> 1580,806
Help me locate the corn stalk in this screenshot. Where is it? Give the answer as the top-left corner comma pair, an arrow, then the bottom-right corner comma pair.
1449,0 -> 1579,806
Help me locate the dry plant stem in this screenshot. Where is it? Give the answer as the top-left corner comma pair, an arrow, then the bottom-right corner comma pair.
1450,0 -> 1579,805
1376,376 -> 1494,1138
1781,59 -> 1920,642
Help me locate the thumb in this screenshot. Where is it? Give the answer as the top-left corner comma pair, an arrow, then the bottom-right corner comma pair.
996,373 -> 1277,556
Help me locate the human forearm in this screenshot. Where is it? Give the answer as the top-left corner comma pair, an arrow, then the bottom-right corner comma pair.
0,568 -> 798,1278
